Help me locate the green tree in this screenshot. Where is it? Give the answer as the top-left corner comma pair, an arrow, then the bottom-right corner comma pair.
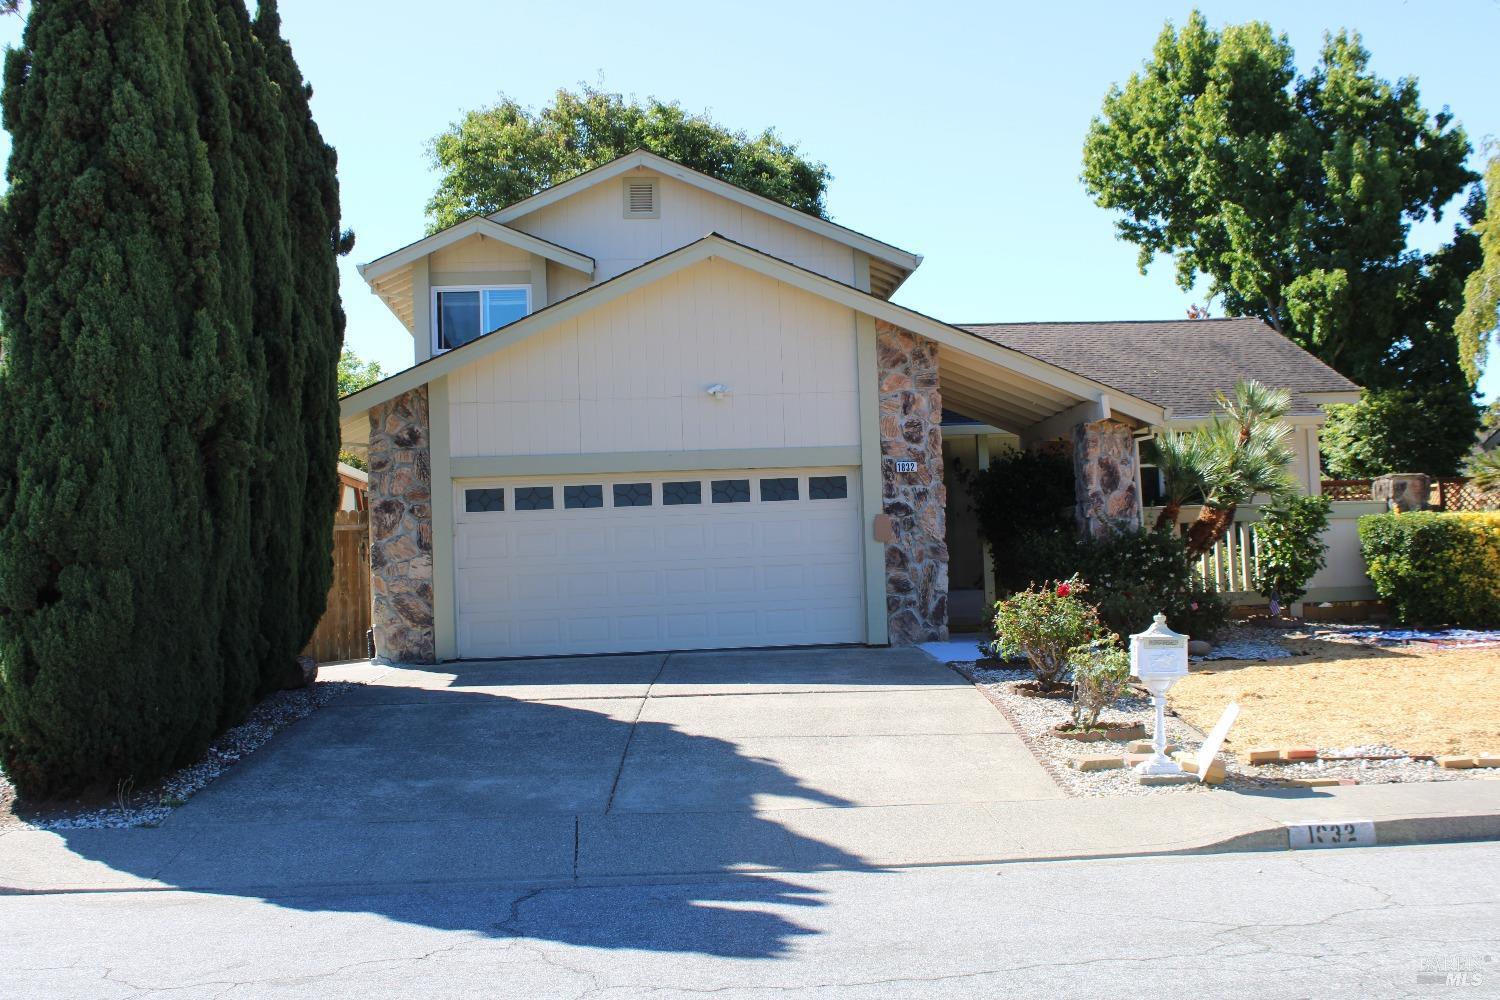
1082,11 -> 1482,474
1321,387 -> 1484,477
0,0 -> 232,795
426,84 -> 831,231
1253,493 -> 1332,612
338,348 -> 383,397
1456,155 -> 1500,384
0,0 -> 346,797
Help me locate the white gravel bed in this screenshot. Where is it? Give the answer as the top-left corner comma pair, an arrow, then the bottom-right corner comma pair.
959,660 -> 1489,794
1,680 -> 361,830
961,662 -> 1215,798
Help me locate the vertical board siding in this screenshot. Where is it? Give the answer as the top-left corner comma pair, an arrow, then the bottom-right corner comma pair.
509,174 -> 856,288
302,510 -> 372,662
448,258 -> 860,457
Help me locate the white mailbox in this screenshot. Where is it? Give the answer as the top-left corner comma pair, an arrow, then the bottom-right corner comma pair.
1130,613 -> 1189,778
1130,613 -> 1188,685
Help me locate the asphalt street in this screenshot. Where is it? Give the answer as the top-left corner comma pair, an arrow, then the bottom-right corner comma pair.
4,840 -> 1496,999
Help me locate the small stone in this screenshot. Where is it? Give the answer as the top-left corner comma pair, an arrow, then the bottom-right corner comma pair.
1188,639 -> 1212,656
1126,739 -> 1153,754
1437,756 -> 1476,770
1245,747 -> 1282,765
1138,773 -> 1196,786
1281,747 -> 1319,761
1073,755 -> 1125,772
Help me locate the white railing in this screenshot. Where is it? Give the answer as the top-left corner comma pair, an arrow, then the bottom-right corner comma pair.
1142,500 -> 1384,607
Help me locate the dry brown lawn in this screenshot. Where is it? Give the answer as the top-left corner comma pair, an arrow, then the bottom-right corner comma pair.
1168,637 -> 1500,756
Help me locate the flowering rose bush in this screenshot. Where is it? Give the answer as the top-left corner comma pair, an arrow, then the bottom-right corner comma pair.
991,576 -> 1108,689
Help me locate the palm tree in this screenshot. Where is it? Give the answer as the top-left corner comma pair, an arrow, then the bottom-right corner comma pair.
1144,431 -> 1212,530
1181,381 -> 1297,557
1469,450 -> 1500,493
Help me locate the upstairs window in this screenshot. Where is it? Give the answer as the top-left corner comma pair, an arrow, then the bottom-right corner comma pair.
433,286 -> 530,353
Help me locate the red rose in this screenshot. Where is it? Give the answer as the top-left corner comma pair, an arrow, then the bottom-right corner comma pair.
1056,583 -> 1072,597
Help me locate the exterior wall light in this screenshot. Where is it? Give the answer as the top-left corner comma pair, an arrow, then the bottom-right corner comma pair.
1130,612 -> 1189,777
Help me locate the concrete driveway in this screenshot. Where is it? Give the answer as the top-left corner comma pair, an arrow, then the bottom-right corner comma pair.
24,647 -> 1063,889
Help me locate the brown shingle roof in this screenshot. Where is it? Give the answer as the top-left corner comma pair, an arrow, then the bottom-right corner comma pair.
954,317 -> 1359,419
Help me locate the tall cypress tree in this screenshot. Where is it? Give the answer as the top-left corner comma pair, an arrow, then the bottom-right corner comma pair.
0,0 -> 230,795
0,1 -> 346,796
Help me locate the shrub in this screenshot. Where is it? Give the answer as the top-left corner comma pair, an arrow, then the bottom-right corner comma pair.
1358,512 -> 1500,627
1253,494 -> 1332,612
1069,641 -> 1131,730
1072,528 -> 1230,641
964,446 -> 1076,593
992,577 -> 1109,689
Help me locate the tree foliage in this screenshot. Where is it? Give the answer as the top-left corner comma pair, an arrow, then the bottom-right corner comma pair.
1456,155 -> 1500,384
0,0 -> 346,797
337,348 -> 383,398
1253,493 -> 1332,610
1321,387 -> 1483,478
1083,11 -> 1482,474
426,84 -> 831,232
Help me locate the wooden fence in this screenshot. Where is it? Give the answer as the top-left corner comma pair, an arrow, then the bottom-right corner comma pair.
1320,476 -> 1499,512
302,509 -> 371,663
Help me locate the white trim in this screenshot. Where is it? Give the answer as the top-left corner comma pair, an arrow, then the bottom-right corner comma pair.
431,284 -> 532,356
358,216 -> 595,285
341,235 -> 1166,428
491,150 -> 922,275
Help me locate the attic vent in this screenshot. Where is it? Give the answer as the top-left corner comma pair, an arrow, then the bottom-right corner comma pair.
622,176 -> 658,218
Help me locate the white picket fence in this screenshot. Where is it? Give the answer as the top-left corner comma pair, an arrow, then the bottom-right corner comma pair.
1142,500 -> 1384,608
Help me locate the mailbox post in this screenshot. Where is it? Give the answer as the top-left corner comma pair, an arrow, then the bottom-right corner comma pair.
1130,613 -> 1189,777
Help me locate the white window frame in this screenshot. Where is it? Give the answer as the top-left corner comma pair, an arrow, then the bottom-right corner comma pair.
431,284 -> 532,355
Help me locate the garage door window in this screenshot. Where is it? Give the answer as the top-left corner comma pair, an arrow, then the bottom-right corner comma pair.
712,479 -> 751,503
663,481 -> 702,505
613,482 -> 653,507
759,477 -> 799,502
464,487 -> 505,513
565,485 -> 603,509
514,486 -> 554,511
809,475 -> 848,500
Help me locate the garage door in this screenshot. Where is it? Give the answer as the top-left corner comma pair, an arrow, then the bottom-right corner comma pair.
453,468 -> 866,658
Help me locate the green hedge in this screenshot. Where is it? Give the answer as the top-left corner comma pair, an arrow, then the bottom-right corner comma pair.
1357,512 -> 1500,627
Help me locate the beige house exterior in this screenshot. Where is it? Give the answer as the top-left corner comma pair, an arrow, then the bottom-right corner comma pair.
341,151 -> 1353,663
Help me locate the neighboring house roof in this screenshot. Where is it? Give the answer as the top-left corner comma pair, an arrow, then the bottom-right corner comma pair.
340,233 -> 1164,435
1484,424 -> 1500,452
955,317 -> 1361,420
489,149 -> 923,296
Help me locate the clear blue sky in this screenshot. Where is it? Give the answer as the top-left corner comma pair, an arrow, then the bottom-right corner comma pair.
2,1 -> 1496,401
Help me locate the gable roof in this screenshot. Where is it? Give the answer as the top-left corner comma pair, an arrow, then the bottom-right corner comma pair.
488,149 -> 923,290
357,215 -> 595,285
341,233 -> 1164,433
955,317 -> 1361,420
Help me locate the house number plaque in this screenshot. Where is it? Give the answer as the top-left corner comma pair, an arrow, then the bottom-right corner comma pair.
892,460 -> 918,473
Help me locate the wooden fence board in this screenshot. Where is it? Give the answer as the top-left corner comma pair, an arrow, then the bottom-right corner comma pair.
302,509 -> 371,663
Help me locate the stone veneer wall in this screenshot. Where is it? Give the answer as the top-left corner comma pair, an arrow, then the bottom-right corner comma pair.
876,321 -> 949,645
1072,418 -> 1141,539
367,386 -> 436,663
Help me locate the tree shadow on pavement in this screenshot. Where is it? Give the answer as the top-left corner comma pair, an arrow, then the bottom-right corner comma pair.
55,679 -> 879,960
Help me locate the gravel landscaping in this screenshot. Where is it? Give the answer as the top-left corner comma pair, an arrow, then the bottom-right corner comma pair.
945,619 -> 1499,797
0,680 -> 362,831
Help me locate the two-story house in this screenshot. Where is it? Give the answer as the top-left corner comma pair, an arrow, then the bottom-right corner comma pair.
339,150 -> 1355,663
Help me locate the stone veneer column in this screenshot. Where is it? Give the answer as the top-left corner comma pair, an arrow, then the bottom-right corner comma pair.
1072,418 -> 1141,539
367,386 -> 435,663
876,321 -> 949,645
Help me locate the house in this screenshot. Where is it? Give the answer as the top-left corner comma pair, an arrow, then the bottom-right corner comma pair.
339,150 -> 1355,663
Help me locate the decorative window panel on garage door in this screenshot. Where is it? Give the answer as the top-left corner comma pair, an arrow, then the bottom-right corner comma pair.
453,469 -> 862,658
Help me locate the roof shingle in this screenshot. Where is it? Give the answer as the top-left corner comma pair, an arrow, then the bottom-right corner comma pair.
954,317 -> 1359,419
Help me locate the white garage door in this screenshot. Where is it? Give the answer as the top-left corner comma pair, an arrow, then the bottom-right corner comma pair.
453,468 -> 866,658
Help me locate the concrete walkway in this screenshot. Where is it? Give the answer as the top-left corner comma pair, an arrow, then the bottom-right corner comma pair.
2,647 -> 1498,895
